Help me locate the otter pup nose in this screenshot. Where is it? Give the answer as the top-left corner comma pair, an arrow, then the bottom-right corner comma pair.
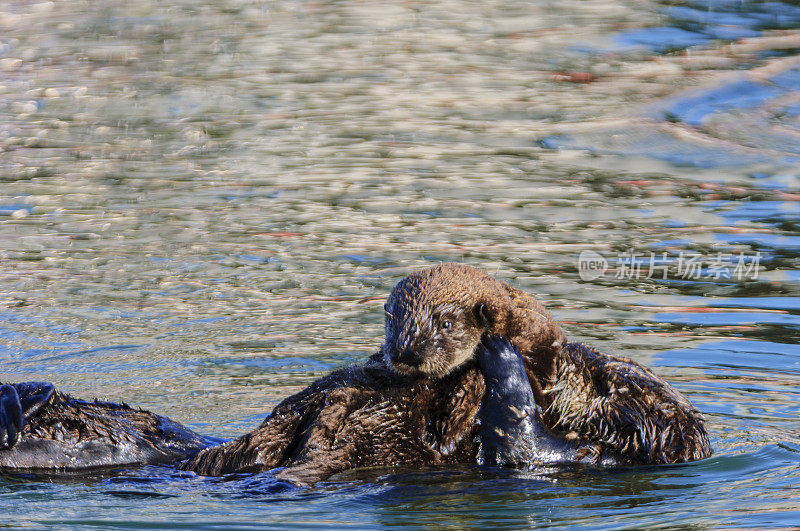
393,347 -> 423,367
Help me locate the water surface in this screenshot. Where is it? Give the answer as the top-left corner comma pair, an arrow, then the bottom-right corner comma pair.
1,0 -> 799,528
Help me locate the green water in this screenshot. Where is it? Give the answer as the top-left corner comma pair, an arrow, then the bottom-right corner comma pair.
2,0 -> 800,528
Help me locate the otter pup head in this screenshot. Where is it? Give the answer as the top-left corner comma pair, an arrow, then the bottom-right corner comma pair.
382,263 -> 566,378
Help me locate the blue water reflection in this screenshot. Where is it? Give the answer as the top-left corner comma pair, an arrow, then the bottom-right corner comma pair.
614,27 -> 711,52
545,0 -> 800,170
656,340 -> 800,373
664,80 -> 787,127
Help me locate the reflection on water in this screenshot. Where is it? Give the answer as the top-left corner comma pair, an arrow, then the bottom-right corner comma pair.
1,0 -> 800,528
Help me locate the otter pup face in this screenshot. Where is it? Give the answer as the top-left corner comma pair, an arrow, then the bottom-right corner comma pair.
382,265 -> 492,378
381,263 -> 567,379
383,298 -> 485,378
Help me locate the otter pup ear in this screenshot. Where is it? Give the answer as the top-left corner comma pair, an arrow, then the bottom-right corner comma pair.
474,302 -> 493,329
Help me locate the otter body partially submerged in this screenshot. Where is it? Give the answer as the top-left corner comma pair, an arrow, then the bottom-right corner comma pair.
186,263 -> 710,482
0,382 -> 213,471
538,342 -> 711,464
379,264 -> 710,467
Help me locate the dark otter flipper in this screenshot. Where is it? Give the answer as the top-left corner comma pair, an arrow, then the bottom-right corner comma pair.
0,385 -> 23,449
1,382 -> 56,450
477,334 -> 574,467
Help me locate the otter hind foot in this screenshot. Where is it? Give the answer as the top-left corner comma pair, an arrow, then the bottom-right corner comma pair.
1,382 -> 55,450
0,385 -> 23,449
477,335 -> 575,468
477,334 -> 542,467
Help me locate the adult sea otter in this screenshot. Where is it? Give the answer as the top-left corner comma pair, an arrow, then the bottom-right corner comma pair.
183,264 -> 710,483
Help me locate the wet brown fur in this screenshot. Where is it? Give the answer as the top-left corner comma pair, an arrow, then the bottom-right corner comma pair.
183,354 -> 486,484
392,265 -> 711,466
185,263 -> 710,483
2,264 -> 710,479
541,343 -> 711,464
185,264 -> 567,483
382,263 -> 567,383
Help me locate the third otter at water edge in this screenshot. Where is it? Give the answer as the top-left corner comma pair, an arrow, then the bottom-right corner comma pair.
184,263 -> 710,482
1,263 -> 711,483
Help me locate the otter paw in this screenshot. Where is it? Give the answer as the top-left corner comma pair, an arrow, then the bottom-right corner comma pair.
575,444 -> 603,464
14,381 -> 55,420
0,384 -> 23,450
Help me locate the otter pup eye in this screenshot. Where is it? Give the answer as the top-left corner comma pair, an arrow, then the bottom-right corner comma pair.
441,320 -> 451,330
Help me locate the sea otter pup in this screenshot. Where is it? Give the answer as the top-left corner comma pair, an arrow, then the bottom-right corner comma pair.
0,381 -> 213,469
184,263 -> 710,482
